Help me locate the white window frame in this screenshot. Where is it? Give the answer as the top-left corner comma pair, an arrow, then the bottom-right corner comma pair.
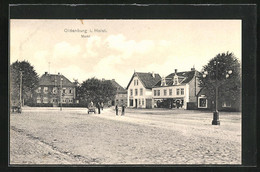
130,89 -> 133,96
154,90 -> 157,96
176,89 -> 180,95
164,89 -> 167,96
198,97 -> 208,108
140,88 -> 143,96
181,88 -> 184,95
169,89 -> 172,96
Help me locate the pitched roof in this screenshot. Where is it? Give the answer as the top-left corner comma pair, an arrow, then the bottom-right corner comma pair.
154,70 -> 197,87
38,73 -> 75,87
126,72 -> 161,89
109,79 -> 127,94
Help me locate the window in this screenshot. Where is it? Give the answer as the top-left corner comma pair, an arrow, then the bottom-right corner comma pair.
169,89 -> 172,96
176,89 -> 180,95
37,97 -> 41,103
37,87 -> 41,93
63,89 -> 66,94
43,97 -> 48,103
222,101 -> 231,107
135,89 -> 138,96
158,90 -> 160,96
134,80 -> 136,86
154,90 -> 157,96
139,99 -> 141,105
142,99 -> 144,105
164,89 -> 167,96
130,89 -> 133,96
53,87 -> 57,94
140,88 -> 143,96
44,87 -> 48,94
198,97 -> 207,108
181,88 -> 184,95
137,80 -> 138,85
69,89 -> 73,94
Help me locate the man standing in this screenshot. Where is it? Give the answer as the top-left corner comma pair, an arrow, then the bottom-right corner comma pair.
97,102 -> 101,114
115,104 -> 118,115
121,104 -> 125,116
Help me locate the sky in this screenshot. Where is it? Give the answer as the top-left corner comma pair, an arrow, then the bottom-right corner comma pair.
10,19 -> 241,88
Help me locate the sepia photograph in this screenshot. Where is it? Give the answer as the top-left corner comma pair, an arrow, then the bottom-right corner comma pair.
9,18 -> 243,165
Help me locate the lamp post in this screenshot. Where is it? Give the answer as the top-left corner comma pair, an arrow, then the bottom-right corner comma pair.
202,60 -> 232,125
60,76 -> 63,111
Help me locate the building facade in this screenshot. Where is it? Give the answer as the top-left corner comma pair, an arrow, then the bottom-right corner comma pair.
34,72 -> 76,106
109,79 -> 127,106
197,87 -> 241,111
152,68 -> 201,109
126,72 -> 161,108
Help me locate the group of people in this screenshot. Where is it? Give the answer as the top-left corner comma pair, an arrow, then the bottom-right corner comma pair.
115,104 -> 125,116
89,101 -> 126,115
89,101 -> 104,114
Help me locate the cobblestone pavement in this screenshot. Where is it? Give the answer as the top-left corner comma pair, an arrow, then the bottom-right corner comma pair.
10,107 -> 241,165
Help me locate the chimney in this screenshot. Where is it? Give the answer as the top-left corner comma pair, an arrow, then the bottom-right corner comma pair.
191,67 -> 195,71
45,72 -> 48,75
102,78 -> 105,81
58,72 -> 60,75
175,69 -> 177,73
152,71 -> 155,78
112,79 -> 115,81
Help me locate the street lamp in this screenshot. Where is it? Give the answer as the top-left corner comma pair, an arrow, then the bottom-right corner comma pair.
202,61 -> 232,125
60,76 -> 63,111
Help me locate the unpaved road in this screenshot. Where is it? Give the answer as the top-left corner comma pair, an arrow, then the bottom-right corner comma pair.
10,107 -> 241,165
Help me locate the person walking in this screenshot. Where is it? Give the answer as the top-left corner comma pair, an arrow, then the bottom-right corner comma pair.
121,104 -> 125,116
97,102 -> 101,114
115,104 -> 118,115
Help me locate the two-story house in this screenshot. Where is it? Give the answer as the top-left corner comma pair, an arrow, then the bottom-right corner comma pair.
109,79 -> 127,106
152,68 -> 201,109
34,72 -> 76,106
126,72 -> 161,108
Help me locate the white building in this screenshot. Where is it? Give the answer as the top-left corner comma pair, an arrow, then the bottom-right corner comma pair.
126,72 -> 161,108
152,68 -> 201,109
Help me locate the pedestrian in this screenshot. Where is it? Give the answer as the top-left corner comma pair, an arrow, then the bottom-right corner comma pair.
115,104 -> 118,115
101,102 -> 104,110
121,104 -> 125,116
97,102 -> 101,114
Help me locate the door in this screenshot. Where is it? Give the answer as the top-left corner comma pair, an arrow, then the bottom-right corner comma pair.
146,99 -> 152,109
135,99 -> 138,108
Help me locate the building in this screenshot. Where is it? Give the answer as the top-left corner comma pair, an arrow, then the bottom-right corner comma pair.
152,68 -> 201,109
34,72 -> 76,106
126,72 -> 161,108
109,79 -> 127,106
197,87 -> 241,112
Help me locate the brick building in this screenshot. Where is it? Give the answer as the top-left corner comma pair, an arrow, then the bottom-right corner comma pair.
34,72 -> 76,106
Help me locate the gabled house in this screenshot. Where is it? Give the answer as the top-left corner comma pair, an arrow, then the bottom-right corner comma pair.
109,79 -> 127,106
152,68 -> 201,109
126,72 -> 161,108
34,72 -> 76,106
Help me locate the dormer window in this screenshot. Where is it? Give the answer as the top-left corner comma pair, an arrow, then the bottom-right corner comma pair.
161,77 -> 166,86
173,75 -> 179,85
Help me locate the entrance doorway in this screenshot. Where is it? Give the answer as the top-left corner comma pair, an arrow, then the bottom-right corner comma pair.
135,99 -> 138,108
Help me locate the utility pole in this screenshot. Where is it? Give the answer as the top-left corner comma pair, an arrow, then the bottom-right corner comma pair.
19,71 -> 22,107
60,76 -> 63,111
